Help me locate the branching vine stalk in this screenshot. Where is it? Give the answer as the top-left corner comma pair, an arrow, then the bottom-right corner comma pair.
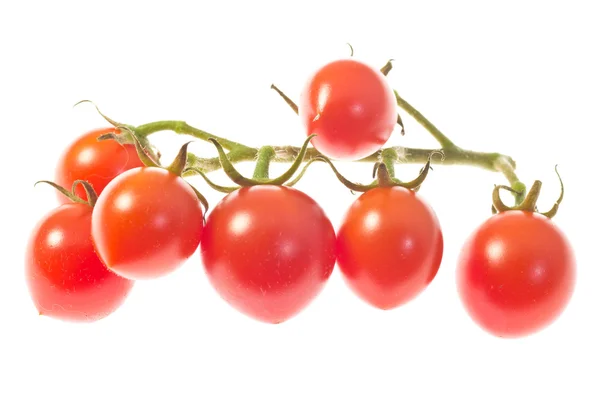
83,72 -> 526,205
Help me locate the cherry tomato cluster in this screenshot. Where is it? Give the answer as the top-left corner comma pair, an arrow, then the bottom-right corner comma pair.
25,58 -> 576,338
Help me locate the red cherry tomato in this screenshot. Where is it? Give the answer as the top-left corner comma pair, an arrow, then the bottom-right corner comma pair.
298,59 -> 397,161
55,127 -> 143,204
91,167 -> 204,280
336,187 -> 443,310
25,203 -> 134,322
200,186 -> 336,324
457,211 -> 576,338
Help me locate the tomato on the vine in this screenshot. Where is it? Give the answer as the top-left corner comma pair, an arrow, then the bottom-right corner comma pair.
457,211 -> 576,338
200,185 -> 336,324
336,187 -> 443,310
91,167 -> 204,280
55,127 -> 143,204
298,58 -> 398,161
25,203 -> 134,322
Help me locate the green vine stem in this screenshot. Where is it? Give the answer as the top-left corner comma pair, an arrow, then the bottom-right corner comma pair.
380,148 -> 399,177
101,91 -> 525,201
135,120 -> 253,153
393,90 -> 456,149
253,146 -> 276,180
176,140 -> 518,185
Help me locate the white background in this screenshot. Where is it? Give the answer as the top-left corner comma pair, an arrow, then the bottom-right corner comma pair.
2,1 -> 599,399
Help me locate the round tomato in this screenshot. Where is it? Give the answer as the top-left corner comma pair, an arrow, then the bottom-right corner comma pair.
298,58 -> 397,161
55,127 -> 143,204
200,185 -> 336,324
457,211 -> 576,338
25,203 -> 134,322
336,187 -> 443,310
91,167 -> 204,280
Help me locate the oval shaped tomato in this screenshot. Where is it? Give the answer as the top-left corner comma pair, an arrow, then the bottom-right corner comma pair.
298,59 -> 397,161
25,203 -> 134,322
55,127 -> 143,204
457,211 -> 576,338
91,167 -> 204,280
336,187 -> 443,310
200,185 -> 336,324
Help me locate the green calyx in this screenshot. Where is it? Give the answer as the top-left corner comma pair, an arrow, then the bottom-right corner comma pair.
380,59 -> 393,76
73,100 -> 131,130
136,137 -> 209,213
76,99 -> 162,162
200,135 -> 316,193
35,180 -> 98,207
492,165 -> 564,219
167,142 -> 193,176
80,103 -> 209,214
270,84 -> 298,115
294,150 -> 435,194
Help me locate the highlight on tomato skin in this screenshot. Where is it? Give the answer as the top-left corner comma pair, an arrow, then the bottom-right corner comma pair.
25,203 -> 134,322
54,127 -> 144,204
298,58 -> 398,161
335,186 -> 444,310
91,167 -> 204,281
200,185 -> 337,324
456,210 -> 576,338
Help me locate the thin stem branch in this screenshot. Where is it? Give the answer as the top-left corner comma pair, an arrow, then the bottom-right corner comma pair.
184,153 -> 222,174
180,143 -> 516,181
135,120 -> 250,152
494,156 -> 526,204
132,121 -> 522,197
270,84 -> 298,115
394,90 -> 456,149
253,147 -> 276,180
273,146 -> 510,172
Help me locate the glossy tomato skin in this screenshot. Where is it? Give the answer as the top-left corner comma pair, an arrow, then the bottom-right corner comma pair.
457,211 -> 576,338
55,127 -> 143,204
91,167 -> 204,280
336,187 -> 443,310
200,185 -> 336,324
25,203 -> 134,322
298,59 -> 397,161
